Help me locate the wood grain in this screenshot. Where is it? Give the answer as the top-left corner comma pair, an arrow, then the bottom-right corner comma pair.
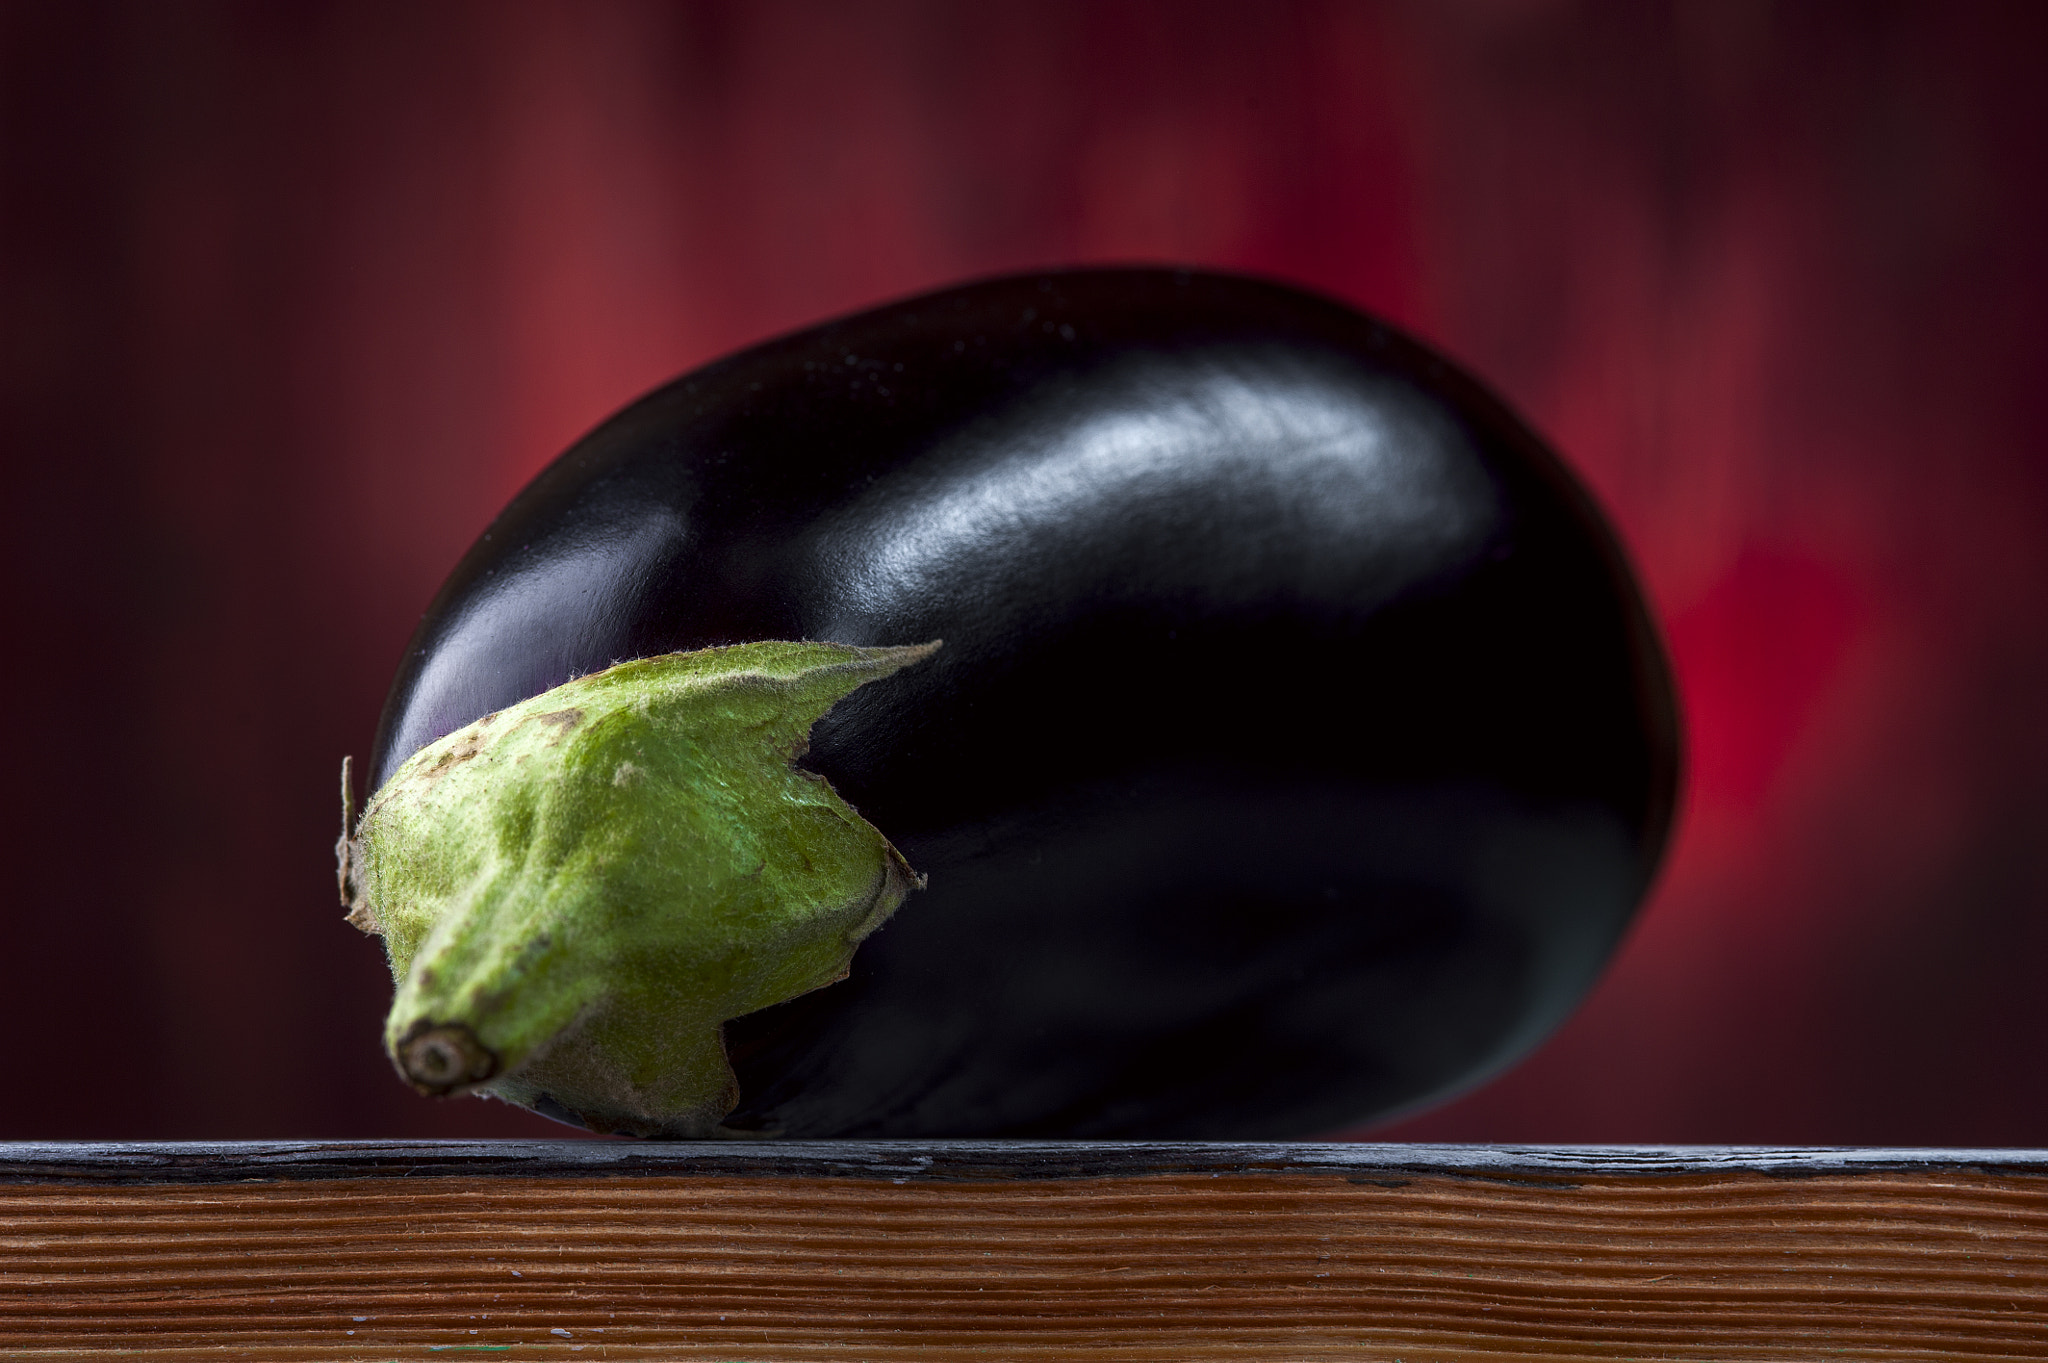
2,1142 -> 2044,1360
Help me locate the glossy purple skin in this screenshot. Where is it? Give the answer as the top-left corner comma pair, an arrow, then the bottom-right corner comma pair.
369,269 -> 1679,1138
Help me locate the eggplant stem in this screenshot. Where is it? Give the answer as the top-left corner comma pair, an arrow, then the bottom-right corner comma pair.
395,1021 -> 498,1094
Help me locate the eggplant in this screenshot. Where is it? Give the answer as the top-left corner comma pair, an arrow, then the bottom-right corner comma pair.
352,268 -> 1678,1139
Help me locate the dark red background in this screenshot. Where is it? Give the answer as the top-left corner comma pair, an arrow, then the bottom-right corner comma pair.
3,1 -> 2045,1142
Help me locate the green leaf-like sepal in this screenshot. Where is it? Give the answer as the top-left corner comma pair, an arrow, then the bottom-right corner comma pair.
338,640 -> 939,1137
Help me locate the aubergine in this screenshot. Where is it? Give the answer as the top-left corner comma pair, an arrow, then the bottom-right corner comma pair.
346,267 -> 1679,1140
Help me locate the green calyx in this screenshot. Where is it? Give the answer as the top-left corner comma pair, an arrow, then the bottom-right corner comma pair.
336,639 -> 939,1137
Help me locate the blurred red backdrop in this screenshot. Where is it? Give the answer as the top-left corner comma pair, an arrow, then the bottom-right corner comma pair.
2,0 -> 2044,1142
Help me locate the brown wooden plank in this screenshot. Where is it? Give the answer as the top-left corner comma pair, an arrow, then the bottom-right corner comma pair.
0,1143 -> 2044,1360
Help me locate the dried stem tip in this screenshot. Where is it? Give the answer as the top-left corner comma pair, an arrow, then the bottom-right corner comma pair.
396,1021 -> 498,1095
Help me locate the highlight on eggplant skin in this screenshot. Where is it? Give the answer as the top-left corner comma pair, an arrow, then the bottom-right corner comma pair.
364,267 -> 1680,1139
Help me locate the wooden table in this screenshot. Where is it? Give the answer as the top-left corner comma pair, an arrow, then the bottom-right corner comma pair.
2,1141 -> 2043,1360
